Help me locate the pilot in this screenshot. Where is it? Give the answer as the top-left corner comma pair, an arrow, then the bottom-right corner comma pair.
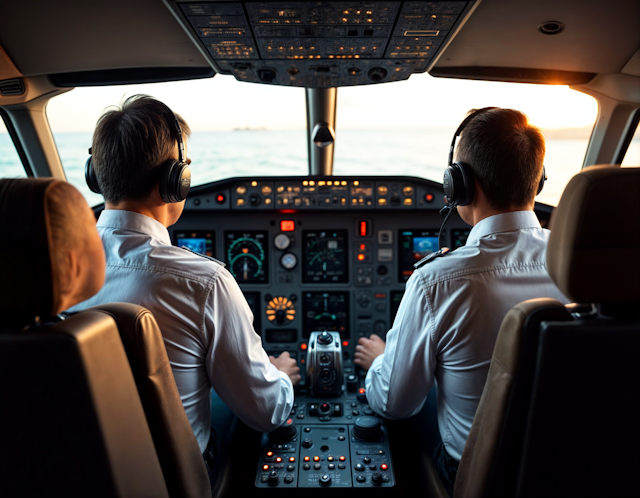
69,95 -> 300,481
354,107 -> 568,496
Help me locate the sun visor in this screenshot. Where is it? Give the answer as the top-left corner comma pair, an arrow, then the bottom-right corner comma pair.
164,0 -> 478,87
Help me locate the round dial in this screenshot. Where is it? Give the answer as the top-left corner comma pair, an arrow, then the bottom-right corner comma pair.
280,252 -> 297,270
274,233 -> 291,250
226,232 -> 267,283
266,296 -> 296,325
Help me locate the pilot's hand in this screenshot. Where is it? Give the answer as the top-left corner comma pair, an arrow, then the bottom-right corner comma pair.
270,351 -> 301,387
354,334 -> 386,371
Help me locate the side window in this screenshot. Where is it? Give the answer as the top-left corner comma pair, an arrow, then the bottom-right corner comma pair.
0,115 -> 28,178
620,117 -> 640,167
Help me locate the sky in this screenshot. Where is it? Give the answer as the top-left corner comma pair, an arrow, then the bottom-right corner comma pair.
42,71 -> 599,133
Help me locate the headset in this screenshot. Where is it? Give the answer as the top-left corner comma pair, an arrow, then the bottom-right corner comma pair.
85,102 -> 191,203
443,107 -> 546,208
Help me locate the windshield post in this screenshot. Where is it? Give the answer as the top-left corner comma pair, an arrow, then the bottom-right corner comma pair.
305,87 -> 337,176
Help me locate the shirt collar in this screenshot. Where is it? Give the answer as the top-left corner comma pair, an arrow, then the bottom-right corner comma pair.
96,210 -> 172,245
465,210 -> 541,245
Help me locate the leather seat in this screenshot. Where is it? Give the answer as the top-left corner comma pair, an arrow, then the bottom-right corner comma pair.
454,165 -> 640,498
85,303 -> 212,498
0,178 -> 169,497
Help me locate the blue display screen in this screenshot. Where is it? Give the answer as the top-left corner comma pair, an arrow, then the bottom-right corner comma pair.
173,231 -> 215,257
178,237 -> 207,254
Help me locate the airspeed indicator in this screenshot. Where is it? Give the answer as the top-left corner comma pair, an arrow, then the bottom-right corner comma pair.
225,231 -> 269,284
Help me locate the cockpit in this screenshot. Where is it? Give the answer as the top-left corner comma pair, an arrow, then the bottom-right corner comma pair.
1,0 -> 639,497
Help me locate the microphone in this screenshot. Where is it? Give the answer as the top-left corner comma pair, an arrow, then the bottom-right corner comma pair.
438,204 -> 456,250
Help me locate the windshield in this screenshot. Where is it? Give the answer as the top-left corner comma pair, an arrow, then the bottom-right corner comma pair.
46,74 -> 597,207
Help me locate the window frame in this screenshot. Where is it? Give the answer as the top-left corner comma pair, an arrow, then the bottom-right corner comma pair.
0,108 -> 34,177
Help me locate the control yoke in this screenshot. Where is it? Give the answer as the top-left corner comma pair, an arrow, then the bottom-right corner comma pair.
306,331 -> 344,397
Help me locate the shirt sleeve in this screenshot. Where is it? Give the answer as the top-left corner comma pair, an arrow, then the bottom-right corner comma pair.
203,268 -> 294,432
365,271 -> 437,419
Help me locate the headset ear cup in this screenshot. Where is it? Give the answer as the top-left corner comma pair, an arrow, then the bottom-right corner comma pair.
456,162 -> 475,206
536,166 -> 546,195
84,156 -> 101,194
160,160 -> 191,203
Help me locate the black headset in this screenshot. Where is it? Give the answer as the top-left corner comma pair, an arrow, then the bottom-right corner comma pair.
443,107 -> 546,207
85,102 -> 191,203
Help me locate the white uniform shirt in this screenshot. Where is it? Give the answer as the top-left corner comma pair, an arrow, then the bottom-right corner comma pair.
365,211 -> 567,461
70,210 -> 294,452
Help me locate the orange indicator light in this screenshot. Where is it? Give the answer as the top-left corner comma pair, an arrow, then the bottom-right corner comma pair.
339,456 -> 346,461
304,456 -> 310,462
313,456 -> 320,462
276,457 -> 282,463
289,457 -> 296,462
267,452 -> 273,457
301,343 -> 308,350
262,465 -> 270,471
360,244 -> 366,251
358,388 -> 366,394
280,220 -> 295,232
381,464 -> 388,470
357,254 -> 365,261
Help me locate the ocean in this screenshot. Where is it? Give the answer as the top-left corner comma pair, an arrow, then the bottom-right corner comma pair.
1,129 -> 638,207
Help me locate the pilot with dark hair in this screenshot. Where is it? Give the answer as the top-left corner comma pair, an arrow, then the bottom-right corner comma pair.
70,94 -> 300,481
354,108 -> 567,496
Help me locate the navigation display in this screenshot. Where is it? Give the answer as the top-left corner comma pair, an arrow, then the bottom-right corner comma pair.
398,229 -> 439,282
174,231 -> 215,257
302,291 -> 349,339
225,231 -> 268,283
302,230 -> 348,283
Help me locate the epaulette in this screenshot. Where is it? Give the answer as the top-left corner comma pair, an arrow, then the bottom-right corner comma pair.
180,246 -> 226,267
413,247 -> 452,269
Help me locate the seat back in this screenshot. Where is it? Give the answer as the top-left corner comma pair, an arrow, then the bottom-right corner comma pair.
87,303 -> 211,498
455,165 -> 640,498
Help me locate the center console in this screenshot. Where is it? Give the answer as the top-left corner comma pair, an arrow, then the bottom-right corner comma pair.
255,331 -> 395,490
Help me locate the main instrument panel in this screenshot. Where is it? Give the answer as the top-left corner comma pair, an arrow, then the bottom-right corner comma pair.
171,176 -> 552,386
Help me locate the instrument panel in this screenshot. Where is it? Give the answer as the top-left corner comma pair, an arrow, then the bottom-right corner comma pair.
172,176 -> 553,381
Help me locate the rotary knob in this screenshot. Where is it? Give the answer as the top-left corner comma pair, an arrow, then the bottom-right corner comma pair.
319,474 -> 332,486
317,331 -> 332,345
267,470 -> 279,486
353,416 -> 382,441
269,417 -> 296,442
302,438 -> 313,448
371,471 -> 383,485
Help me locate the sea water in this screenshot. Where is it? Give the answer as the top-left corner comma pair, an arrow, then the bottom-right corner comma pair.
1,129 -> 637,207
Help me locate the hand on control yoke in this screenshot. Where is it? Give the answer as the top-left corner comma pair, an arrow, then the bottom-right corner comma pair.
354,334 -> 386,371
270,351 -> 301,387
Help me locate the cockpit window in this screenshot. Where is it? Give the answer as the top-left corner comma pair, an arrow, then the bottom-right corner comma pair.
46,78 -> 307,207
334,74 -> 598,206
621,118 -> 640,167
46,74 -> 597,207
0,116 -> 28,179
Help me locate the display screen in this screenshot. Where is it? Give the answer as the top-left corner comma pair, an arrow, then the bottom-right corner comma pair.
302,230 -> 348,283
243,291 -> 261,333
265,329 -> 297,343
452,229 -> 471,249
398,229 -> 439,282
174,231 -> 215,257
302,291 -> 349,339
390,290 -> 405,324
225,231 -> 268,283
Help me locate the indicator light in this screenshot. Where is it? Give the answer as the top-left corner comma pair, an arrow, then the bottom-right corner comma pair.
289,457 -> 296,462
339,456 -> 346,461
425,193 -> 434,202
276,457 -> 282,463
301,343 -> 308,350
216,194 -> 225,203
381,464 -> 388,470
251,181 -> 258,187
342,340 -> 349,347
360,221 -> 368,236
267,452 -> 273,457
357,254 -> 365,261
304,456 -> 310,462
358,388 -> 366,394
280,220 -> 295,232
262,465 -> 270,471
313,456 -> 320,462
360,244 -> 366,251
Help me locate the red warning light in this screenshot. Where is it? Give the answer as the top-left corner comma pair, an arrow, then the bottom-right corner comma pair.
358,388 -> 366,394
342,340 -> 349,347
216,194 -> 225,203
381,464 -> 388,470
357,254 -> 366,261
425,193 -> 434,202
360,220 -> 369,237
301,343 -> 308,350
359,244 -> 366,251
262,464 -> 270,471
280,220 -> 295,232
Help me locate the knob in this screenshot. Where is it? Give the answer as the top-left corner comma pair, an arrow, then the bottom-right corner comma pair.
371,471 -> 383,485
302,438 -> 313,448
249,194 -> 261,206
269,417 -> 296,442
353,416 -> 382,441
317,331 -> 332,345
357,387 -> 368,403
318,402 -> 331,414
268,470 -> 279,485
319,474 -> 332,486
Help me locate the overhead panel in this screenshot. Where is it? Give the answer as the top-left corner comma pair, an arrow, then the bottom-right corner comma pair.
166,1 -> 477,87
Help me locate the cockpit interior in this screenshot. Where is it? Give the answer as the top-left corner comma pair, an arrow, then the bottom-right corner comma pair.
1,0 -> 639,497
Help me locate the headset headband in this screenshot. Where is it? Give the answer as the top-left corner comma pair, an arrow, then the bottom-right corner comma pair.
448,107 -> 499,166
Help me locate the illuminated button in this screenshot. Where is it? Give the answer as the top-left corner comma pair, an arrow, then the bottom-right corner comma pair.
354,180 -> 360,186
277,186 -> 285,193
216,194 -> 225,204
236,185 -> 247,195
342,340 -> 349,347
355,463 -> 365,471
303,180 -> 309,186
309,180 -> 315,186
378,198 -> 387,206
328,464 -> 335,470
280,220 -> 295,232
378,185 -> 388,195
313,456 -> 320,462
381,464 -> 388,470
289,457 -> 295,462
251,181 -> 258,187
262,464 -> 270,471
339,456 -> 346,461
318,181 -> 326,186
357,254 -> 365,261
267,452 -> 273,457
265,198 -> 272,205
425,193 -> 434,202
276,457 -> 282,463
262,185 -> 272,195
304,456 -> 310,462
327,181 -> 332,186
404,198 -> 413,206
403,185 -> 414,196
341,181 -> 347,186
236,198 -> 245,206
301,343 -> 308,350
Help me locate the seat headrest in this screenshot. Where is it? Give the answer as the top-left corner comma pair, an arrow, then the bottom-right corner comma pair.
547,165 -> 640,304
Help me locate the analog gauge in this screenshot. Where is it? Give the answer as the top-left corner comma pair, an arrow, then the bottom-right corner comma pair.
274,233 -> 291,250
302,230 -> 348,283
225,231 -> 268,283
266,296 -> 296,325
280,252 -> 297,270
